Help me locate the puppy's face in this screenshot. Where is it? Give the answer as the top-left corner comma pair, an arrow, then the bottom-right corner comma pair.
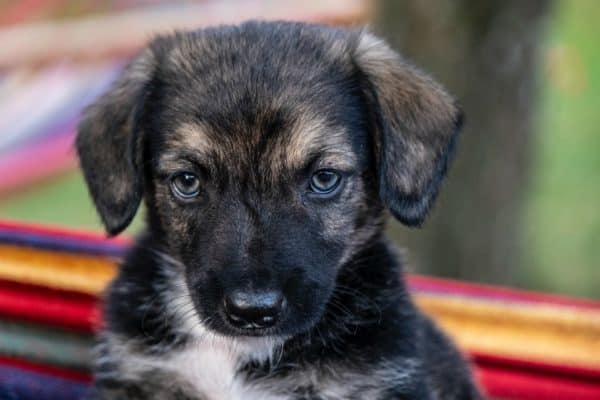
77,22 -> 462,338
146,76 -> 377,337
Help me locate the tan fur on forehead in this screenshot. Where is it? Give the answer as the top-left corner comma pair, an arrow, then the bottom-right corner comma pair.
158,121 -> 219,172
280,112 -> 356,172
171,122 -> 215,153
157,114 -> 356,186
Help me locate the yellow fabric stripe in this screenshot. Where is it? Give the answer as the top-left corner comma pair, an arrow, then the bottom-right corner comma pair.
0,244 -> 117,294
416,294 -> 600,370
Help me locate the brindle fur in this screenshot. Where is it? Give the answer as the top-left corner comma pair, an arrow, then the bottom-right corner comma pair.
77,21 -> 482,400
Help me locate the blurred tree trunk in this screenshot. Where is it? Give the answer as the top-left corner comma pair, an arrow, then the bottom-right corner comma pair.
376,0 -> 551,285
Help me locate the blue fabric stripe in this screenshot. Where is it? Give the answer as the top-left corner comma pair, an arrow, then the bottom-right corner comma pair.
0,365 -> 90,400
0,230 -> 127,257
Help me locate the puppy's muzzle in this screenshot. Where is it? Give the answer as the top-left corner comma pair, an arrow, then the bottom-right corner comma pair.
224,289 -> 286,330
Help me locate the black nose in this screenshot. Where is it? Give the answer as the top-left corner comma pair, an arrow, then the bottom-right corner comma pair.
224,290 -> 285,330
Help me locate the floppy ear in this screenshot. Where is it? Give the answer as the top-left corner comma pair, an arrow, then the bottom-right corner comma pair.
354,32 -> 464,227
76,48 -> 156,236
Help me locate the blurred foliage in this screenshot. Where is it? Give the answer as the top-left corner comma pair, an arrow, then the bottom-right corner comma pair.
523,0 -> 600,297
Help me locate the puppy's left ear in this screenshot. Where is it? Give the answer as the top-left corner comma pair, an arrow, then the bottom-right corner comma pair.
76,48 -> 156,236
354,32 -> 464,226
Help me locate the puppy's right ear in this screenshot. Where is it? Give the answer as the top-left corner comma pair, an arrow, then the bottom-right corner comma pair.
353,32 -> 463,227
76,48 -> 156,236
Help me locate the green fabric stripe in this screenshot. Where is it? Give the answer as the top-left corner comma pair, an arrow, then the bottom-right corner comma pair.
0,319 -> 93,370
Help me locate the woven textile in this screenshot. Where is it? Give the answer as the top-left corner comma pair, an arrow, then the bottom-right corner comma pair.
0,220 -> 599,399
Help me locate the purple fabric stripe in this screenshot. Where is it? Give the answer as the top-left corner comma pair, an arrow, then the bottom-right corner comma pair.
0,230 -> 127,258
0,365 -> 90,400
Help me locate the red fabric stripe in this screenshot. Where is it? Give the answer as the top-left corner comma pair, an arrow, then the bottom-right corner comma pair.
472,352 -> 600,382
476,364 -> 600,400
408,275 -> 600,310
0,355 -> 91,383
0,280 -> 100,332
0,279 -> 97,303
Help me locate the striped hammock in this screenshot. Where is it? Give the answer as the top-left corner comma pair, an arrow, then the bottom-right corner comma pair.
0,220 -> 598,400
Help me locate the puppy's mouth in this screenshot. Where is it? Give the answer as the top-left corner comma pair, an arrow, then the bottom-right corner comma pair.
213,290 -> 288,337
217,313 -> 282,337
185,306 -> 286,338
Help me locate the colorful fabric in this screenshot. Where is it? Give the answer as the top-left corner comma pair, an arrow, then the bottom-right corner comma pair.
411,276 -> 600,370
1,220 -> 599,399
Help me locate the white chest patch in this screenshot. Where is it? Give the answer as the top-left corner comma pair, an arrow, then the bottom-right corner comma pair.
167,337 -> 279,400
156,333 -> 289,400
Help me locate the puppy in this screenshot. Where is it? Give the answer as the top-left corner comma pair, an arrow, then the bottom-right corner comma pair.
77,21 -> 482,400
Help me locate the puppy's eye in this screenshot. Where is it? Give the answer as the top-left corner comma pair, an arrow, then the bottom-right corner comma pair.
170,172 -> 200,199
309,170 -> 341,195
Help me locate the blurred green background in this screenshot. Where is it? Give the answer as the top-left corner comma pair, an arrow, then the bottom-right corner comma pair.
0,0 -> 598,297
523,0 -> 600,297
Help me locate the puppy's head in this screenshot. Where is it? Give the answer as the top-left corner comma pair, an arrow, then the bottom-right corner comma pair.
77,22 -> 462,338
